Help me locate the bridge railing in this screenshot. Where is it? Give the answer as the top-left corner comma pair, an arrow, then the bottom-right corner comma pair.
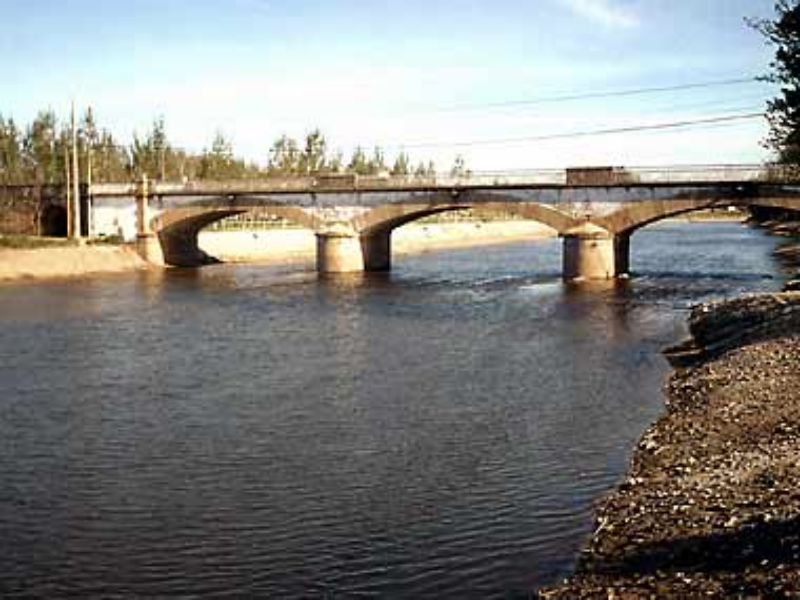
88,164 -> 800,197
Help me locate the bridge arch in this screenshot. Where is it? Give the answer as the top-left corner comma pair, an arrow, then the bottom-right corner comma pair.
324,196 -> 576,274
589,198 -> 800,279
152,204 -> 321,267
353,198 -> 576,237
595,197 -> 800,238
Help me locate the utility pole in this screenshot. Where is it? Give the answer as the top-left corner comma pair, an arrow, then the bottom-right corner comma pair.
64,142 -> 72,238
70,101 -> 82,240
86,134 -> 93,237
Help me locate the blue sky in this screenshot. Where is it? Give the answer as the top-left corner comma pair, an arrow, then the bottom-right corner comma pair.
0,0 -> 780,170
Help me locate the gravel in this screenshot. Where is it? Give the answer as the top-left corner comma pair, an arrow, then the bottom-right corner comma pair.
539,292 -> 800,598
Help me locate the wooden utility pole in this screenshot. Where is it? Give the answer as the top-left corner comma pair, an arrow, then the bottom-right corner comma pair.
86,136 -> 93,237
64,143 -> 72,238
70,102 -> 82,239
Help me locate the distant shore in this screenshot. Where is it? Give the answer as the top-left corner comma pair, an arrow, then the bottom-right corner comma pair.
0,221 -> 555,283
198,220 -> 556,264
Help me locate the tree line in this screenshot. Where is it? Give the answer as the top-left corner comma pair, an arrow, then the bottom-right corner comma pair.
0,109 -> 466,185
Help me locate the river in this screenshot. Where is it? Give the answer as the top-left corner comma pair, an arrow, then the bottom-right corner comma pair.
0,221 -> 790,598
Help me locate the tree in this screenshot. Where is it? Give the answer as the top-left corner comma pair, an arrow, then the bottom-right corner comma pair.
94,130 -> 131,182
23,110 -> 62,183
368,146 -> 387,174
348,145 -> 371,175
199,131 -> 240,180
268,135 -> 300,175
752,1 -> 800,162
450,154 -> 470,177
391,152 -> 411,176
414,160 -> 436,178
0,116 -> 24,184
298,129 -> 327,174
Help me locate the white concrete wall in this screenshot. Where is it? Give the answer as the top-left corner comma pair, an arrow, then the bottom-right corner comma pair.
92,197 -> 138,241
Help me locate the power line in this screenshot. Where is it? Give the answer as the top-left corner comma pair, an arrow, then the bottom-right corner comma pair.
386,111 -> 766,150
435,77 -> 764,113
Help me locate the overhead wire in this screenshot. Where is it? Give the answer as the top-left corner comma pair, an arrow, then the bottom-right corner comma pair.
431,76 -> 765,114
382,111 -> 766,150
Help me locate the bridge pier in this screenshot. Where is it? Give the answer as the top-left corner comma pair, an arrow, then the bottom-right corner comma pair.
316,233 -> 363,273
614,232 -> 631,278
361,231 -> 392,271
562,224 -> 616,281
316,230 -> 392,274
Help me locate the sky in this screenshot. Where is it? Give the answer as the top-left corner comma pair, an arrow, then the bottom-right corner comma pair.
0,0 -> 782,171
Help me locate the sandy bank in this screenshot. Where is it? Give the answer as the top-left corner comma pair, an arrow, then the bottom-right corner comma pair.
0,245 -> 147,283
541,292 -> 800,598
198,221 -> 555,263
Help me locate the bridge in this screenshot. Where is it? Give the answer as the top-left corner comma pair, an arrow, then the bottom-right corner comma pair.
90,164 -> 800,281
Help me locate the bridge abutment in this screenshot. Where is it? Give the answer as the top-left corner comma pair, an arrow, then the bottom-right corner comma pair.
562,224 -> 616,281
136,233 -> 165,265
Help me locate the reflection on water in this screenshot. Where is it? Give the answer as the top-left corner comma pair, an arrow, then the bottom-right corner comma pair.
0,222 -> 787,598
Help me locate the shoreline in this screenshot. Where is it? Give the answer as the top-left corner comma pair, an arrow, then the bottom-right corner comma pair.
0,244 -> 149,283
541,292 -> 800,597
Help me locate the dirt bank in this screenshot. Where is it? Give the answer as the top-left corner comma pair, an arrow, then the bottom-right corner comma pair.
0,245 -> 148,283
540,292 -> 800,598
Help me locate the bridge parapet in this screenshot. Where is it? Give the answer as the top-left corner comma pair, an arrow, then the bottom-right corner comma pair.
89,164 -> 799,200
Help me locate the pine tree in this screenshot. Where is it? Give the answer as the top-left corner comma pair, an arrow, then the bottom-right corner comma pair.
268,135 -> 300,175
0,116 -> 24,184
391,152 -> 411,176
24,110 -> 61,183
348,146 -> 371,175
199,132 -> 244,180
368,146 -> 387,174
299,129 -> 327,174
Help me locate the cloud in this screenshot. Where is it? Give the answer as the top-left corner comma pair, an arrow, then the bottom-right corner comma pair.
556,0 -> 640,29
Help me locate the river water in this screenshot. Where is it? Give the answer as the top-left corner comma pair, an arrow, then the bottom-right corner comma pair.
0,222 -> 790,598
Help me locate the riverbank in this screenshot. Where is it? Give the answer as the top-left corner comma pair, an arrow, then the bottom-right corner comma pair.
540,292 -> 800,597
765,219 -> 800,289
0,244 -> 148,282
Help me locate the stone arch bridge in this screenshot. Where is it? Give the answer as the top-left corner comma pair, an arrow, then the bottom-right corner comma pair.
91,165 -> 800,280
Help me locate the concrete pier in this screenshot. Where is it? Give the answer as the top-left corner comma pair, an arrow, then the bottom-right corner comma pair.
361,231 -> 391,271
562,224 -> 616,281
316,233 -> 365,273
614,233 -> 631,278
316,230 -> 392,273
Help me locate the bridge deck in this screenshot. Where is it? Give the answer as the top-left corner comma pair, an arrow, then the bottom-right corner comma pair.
90,164 -> 794,198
